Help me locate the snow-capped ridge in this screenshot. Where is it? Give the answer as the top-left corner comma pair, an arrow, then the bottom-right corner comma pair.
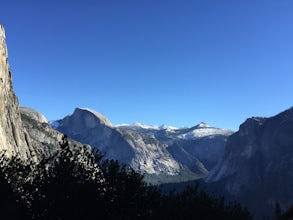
195,122 -> 211,128
132,122 -> 160,130
179,127 -> 233,139
116,120 -> 233,140
116,122 -> 160,130
116,122 -> 179,131
172,122 -> 233,139
159,124 -> 178,130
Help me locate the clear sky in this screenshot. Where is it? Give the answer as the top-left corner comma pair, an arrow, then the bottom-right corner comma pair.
1,0 -> 292,130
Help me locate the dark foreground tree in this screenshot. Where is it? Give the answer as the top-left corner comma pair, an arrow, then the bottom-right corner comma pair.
279,205 -> 293,220
94,149 -> 252,220
28,137 -> 106,220
158,184 -> 251,220
0,154 -> 30,219
96,157 -> 163,219
0,136 -> 252,220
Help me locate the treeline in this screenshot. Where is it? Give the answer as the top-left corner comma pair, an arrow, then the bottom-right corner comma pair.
0,136 -> 251,220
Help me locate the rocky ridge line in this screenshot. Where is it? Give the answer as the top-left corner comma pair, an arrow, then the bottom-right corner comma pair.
0,24 -> 37,159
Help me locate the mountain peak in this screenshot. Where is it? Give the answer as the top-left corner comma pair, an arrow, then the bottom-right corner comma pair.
116,122 -> 179,131
195,122 -> 210,128
159,124 -> 178,130
74,107 -> 113,127
135,122 -> 161,129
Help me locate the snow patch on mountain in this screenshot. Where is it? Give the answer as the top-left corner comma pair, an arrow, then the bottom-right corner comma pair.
178,127 -> 232,139
116,122 -> 161,130
116,122 -> 232,139
116,122 -> 179,131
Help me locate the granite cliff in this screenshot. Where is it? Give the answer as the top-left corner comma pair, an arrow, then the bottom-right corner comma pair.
0,24 -> 37,159
207,107 -> 293,218
20,106 -> 90,158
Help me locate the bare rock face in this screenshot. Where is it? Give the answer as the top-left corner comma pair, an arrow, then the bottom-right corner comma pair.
20,107 -> 48,124
206,107 -> 293,218
20,107 -> 88,157
53,108 -> 209,184
0,24 -> 36,159
53,108 -> 135,163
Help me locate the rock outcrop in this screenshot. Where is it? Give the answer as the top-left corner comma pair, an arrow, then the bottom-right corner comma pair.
52,108 -> 135,163
20,107 -> 48,124
20,106 -> 87,157
0,24 -> 36,159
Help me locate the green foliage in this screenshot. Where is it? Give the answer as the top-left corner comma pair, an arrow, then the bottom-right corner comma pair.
0,136 -> 252,220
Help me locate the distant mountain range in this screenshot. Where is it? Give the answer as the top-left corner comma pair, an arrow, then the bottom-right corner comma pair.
50,107 -> 233,184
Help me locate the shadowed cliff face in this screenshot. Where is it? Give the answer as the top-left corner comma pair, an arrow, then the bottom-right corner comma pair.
0,24 -> 36,159
206,107 -> 293,218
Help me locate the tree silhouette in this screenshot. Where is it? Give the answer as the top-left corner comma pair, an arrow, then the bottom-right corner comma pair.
0,137 -> 252,220
274,200 -> 282,220
0,155 -> 30,219
29,136 -> 106,219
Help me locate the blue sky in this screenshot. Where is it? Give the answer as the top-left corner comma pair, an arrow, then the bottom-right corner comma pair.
1,0 -> 293,130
